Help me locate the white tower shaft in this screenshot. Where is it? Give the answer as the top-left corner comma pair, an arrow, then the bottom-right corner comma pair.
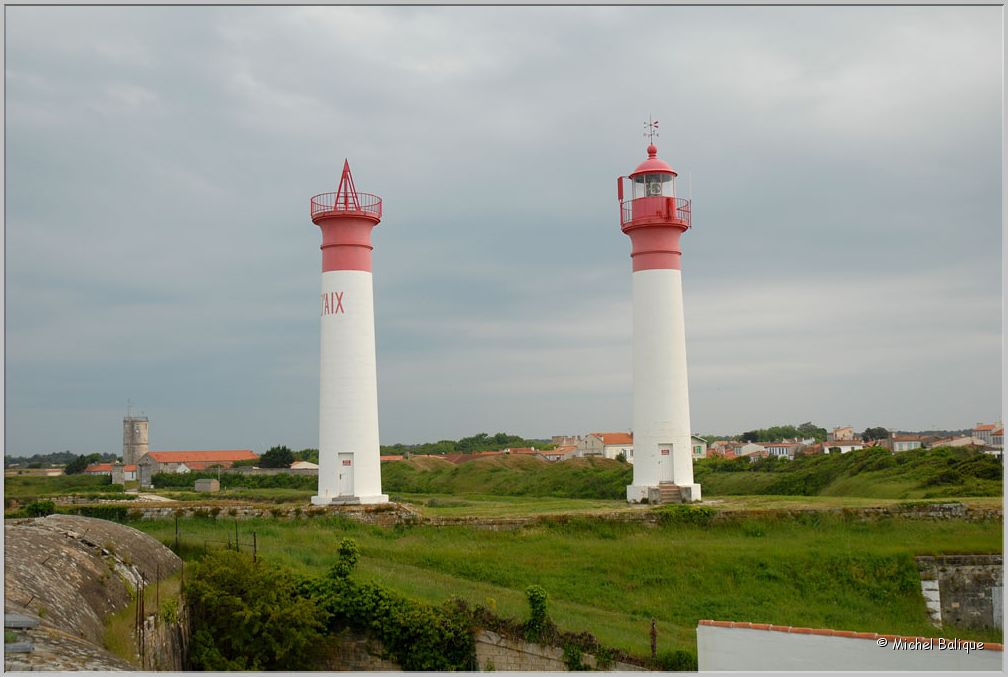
314,270 -> 386,504
627,269 -> 698,501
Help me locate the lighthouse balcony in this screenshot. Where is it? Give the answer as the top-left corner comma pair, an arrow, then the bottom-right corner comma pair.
620,196 -> 691,229
311,191 -> 383,223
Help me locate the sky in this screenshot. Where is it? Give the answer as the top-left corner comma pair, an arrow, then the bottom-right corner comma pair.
3,5 -> 1003,456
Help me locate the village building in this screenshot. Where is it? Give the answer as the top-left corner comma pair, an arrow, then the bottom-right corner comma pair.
764,441 -> 798,459
889,434 -> 927,452
824,440 -> 865,454
84,463 -> 137,482
972,422 -> 1001,446
136,449 -> 258,487
691,436 -> 708,460
827,426 -> 856,442
575,432 -> 634,460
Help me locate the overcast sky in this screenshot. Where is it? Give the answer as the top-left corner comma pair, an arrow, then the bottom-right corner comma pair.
3,5 -> 1003,456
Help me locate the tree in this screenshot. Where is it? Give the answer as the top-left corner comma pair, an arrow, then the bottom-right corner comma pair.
295,448 -> 319,464
796,422 -> 828,442
64,453 -> 102,475
259,445 -> 294,468
862,427 -> 890,442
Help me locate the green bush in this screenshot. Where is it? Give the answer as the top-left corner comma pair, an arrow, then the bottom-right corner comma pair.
655,648 -> 698,671
186,549 -> 325,670
59,504 -> 130,522
25,500 -> 56,517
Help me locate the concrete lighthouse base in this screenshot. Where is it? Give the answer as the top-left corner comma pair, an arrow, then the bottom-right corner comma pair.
311,494 -> 389,506
627,483 -> 702,504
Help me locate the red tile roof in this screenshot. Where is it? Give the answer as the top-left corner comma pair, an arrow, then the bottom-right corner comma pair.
594,432 -> 633,445
974,424 -> 997,431
85,464 -> 138,473
697,620 -> 1003,651
147,450 -> 257,463
380,455 -> 404,462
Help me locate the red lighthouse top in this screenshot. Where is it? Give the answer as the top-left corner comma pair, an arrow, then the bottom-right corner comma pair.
629,144 -> 678,178
310,160 -> 382,273
310,160 -> 382,225
618,143 -> 692,272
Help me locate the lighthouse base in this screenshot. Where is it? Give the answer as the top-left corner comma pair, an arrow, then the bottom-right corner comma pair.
311,494 -> 389,506
627,483 -> 702,504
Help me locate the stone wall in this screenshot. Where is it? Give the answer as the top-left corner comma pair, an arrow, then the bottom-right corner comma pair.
314,628 -> 401,671
107,500 -> 1000,531
473,630 -> 647,671
4,515 -> 187,671
916,555 -> 1003,630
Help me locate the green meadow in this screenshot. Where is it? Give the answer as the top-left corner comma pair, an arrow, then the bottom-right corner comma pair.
128,509 -> 1003,659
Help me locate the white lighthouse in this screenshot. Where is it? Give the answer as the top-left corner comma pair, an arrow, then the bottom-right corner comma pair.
618,129 -> 701,503
309,160 -> 388,505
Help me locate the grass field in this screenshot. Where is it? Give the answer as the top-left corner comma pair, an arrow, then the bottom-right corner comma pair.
127,509 -> 1003,659
4,474 -> 121,502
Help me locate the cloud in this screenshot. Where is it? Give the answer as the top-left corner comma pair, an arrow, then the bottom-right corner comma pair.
3,5 -> 1001,454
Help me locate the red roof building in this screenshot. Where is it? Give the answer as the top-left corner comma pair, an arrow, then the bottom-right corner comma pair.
137,449 -> 258,486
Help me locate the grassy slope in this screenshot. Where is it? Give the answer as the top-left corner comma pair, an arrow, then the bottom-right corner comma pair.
384,447 -> 1002,501
695,447 -> 1002,499
129,512 -> 1002,658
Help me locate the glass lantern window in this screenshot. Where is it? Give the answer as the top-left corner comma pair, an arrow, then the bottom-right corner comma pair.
632,173 -> 674,198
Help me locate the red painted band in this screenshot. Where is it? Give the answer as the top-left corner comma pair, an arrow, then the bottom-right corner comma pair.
625,224 -> 683,271
316,214 -> 378,272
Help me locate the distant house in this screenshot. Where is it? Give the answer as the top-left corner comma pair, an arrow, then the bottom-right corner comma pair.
542,445 -> 576,462
993,427 -> 1003,450
890,434 -> 927,453
691,436 -> 708,460
824,440 -> 864,454
972,423 -> 1001,447
551,435 -> 581,447
738,443 -> 766,456
707,440 -> 741,459
764,442 -> 798,459
85,463 -> 137,482
828,426 -> 856,442
576,433 -> 633,460
502,447 -> 539,456
931,436 -> 986,449
137,449 -> 258,487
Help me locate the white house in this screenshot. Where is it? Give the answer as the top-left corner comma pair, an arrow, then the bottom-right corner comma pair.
576,432 -> 634,460
764,442 -> 798,459
824,440 -> 864,454
691,436 -> 708,460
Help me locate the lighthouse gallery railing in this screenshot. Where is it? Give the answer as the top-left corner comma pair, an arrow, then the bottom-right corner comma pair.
310,192 -> 383,220
620,197 -> 692,227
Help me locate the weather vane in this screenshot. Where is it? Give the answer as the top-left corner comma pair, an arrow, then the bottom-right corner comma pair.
643,116 -> 660,144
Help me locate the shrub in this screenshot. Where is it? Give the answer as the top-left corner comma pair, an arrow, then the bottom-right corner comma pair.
185,549 -> 325,670
655,648 -> 698,671
25,500 -> 56,517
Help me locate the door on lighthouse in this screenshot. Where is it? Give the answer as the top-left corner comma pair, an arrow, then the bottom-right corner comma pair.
658,444 -> 674,482
338,453 -> 354,496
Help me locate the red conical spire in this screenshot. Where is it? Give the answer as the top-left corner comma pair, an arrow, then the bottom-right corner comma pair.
335,159 -> 361,212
